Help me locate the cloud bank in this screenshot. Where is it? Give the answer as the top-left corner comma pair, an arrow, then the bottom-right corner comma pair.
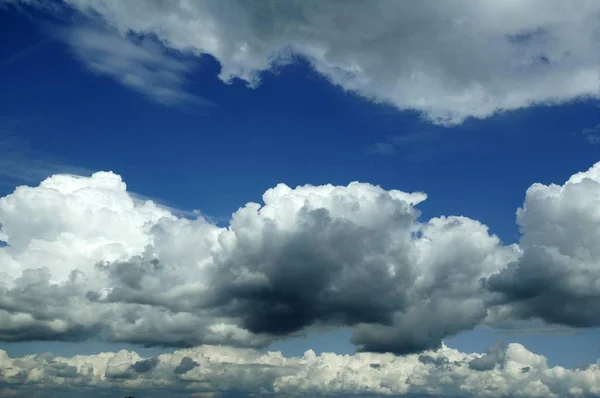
11,0 -> 600,123
2,162 -> 600,357
1,342 -> 599,397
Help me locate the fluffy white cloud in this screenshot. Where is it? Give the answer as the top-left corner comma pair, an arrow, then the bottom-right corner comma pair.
0,342 -> 599,397
0,171 -> 517,352
2,162 -> 600,356
13,0 -> 600,123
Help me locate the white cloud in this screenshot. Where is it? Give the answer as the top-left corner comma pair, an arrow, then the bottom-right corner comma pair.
15,0 -> 600,124
1,158 -> 600,395
0,171 -> 518,352
60,26 -> 213,107
0,342 -> 599,397
2,161 -> 600,358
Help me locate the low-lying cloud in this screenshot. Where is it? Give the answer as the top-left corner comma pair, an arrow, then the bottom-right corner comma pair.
1,342 -> 599,397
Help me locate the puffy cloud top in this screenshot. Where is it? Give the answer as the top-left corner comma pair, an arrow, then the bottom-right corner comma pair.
0,167 -> 526,353
1,171 -> 514,352
2,162 -> 600,356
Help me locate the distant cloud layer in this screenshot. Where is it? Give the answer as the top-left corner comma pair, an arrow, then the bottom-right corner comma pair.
2,160 -> 600,359
9,0 -> 600,123
1,342 -> 600,397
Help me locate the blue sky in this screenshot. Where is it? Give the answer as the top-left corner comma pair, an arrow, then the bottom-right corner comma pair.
1,1 -> 600,397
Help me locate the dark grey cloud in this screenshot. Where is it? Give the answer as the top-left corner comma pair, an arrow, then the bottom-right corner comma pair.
486,248 -> 600,327
131,357 -> 159,373
8,370 -> 28,384
0,267 -> 101,342
46,362 -> 80,378
468,341 -> 507,372
418,354 -> 456,369
201,200 -> 508,354
174,357 -> 199,375
484,167 -> 600,329
212,210 -> 409,336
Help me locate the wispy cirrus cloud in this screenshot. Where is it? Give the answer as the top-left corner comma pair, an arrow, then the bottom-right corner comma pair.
0,38 -> 50,71
4,0 -> 216,110
367,129 -> 476,161
581,123 -> 600,144
59,26 -> 215,108
0,119 -> 92,188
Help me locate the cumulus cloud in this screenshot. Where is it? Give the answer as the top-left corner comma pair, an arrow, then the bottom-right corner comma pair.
0,343 -> 599,397
11,0 -> 600,124
0,169 -> 526,354
4,162 -> 600,354
486,162 -> 600,328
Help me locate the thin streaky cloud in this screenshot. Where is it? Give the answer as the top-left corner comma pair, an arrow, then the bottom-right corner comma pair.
0,37 -> 50,70
581,123 -> 600,144
0,130 -> 92,187
57,26 -> 215,108
367,130 -> 476,161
